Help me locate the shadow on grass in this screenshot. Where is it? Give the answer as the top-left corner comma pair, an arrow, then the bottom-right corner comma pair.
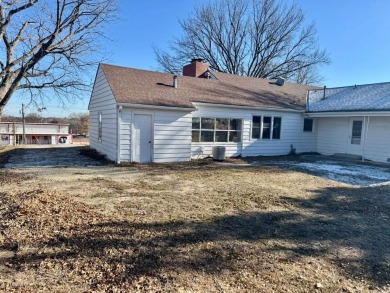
8,183 -> 390,287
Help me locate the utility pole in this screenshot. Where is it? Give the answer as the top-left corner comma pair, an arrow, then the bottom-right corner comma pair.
21,103 -> 26,144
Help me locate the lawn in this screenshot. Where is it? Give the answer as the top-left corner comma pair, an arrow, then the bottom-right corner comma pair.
1,160 -> 390,292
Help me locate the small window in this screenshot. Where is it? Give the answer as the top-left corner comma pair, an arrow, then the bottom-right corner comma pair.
98,112 -> 102,141
303,118 -> 313,132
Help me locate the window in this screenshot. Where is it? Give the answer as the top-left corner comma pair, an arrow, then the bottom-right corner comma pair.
262,116 -> 271,139
192,117 -> 200,142
1,135 -> 8,141
351,120 -> 363,145
252,116 -> 282,139
273,117 -> 281,139
98,112 -> 102,141
191,117 -> 242,143
303,118 -> 314,132
252,116 -> 261,139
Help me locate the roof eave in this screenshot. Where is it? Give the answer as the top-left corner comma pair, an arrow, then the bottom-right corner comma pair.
192,102 -> 304,113
305,110 -> 390,117
117,102 -> 195,112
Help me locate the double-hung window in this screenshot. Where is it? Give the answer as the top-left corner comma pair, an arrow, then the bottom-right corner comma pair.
251,116 -> 282,139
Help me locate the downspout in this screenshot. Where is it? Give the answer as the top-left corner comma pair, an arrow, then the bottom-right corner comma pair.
362,116 -> 370,162
116,105 -> 122,164
13,122 -> 16,145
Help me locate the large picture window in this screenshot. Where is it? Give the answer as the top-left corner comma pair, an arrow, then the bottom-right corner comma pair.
251,116 -> 282,139
192,117 -> 242,143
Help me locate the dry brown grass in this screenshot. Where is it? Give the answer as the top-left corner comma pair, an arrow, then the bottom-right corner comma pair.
1,163 -> 390,292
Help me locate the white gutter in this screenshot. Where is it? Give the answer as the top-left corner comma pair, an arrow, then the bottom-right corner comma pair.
362,116 -> 370,162
117,103 -> 194,112
192,102 -> 304,113
306,111 -> 390,117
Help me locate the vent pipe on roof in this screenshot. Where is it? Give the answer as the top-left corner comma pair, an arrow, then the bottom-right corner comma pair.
173,75 -> 178,88
275,77 -> 285,86
323,86 -> 326,99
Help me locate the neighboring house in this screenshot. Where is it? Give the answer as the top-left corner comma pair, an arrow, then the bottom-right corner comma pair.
0,122 -> 71,145
306,83 -> 390,163
89,60 -> 318,163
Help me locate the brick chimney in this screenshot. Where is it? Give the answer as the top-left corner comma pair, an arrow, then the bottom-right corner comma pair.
183,58 -> 209,78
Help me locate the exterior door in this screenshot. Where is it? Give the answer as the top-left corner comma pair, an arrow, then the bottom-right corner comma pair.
347,118 -> 364,155
133,114 -> 152,163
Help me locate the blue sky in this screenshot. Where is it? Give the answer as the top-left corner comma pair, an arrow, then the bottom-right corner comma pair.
4,0 -> 390,117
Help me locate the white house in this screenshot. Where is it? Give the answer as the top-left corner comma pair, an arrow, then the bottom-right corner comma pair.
89,60 -> 390,164
0,122 -> 71,145
89,60 -> 318,163
306,84 -> 390,163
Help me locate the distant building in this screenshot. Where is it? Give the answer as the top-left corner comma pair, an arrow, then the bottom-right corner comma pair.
0,122 -> 71,145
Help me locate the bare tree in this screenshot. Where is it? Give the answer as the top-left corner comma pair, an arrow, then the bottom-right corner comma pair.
155,0 -> 330,84
68,112 -> 89,135
0,0 -> 116,116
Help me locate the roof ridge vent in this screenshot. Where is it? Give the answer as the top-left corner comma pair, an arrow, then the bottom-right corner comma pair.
275,77 -> 285,86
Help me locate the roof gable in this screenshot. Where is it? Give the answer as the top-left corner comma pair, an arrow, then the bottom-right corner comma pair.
99,63 -> 317,111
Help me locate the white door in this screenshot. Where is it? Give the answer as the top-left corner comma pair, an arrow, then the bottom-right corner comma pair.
347,118 -> 364,155
133,114 -> 153,163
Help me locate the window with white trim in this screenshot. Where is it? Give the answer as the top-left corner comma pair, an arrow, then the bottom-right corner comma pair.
303,118 -> 314,132
251,116 -> 282,139
192,117 -> 242,143
98,112 -> 102,141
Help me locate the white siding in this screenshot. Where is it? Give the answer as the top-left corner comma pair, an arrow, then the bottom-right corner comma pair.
119,108 -> 192,163
89,67 -> 118,161
316,117 -> 350,155
119,111 -> 132,162
363,117 -> 390,163
316,116 -> 390,163
191,105 -> 317,158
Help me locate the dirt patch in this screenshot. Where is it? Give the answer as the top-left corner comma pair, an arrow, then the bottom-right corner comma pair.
1,161 -> 390,292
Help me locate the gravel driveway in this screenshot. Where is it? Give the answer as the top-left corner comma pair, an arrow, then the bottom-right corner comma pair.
1,145 -> 102,168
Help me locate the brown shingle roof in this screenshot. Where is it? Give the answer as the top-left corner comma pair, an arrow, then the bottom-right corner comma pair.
100,63 -> 318,111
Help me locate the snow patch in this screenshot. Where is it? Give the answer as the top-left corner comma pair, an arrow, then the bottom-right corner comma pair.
296,162 -> 390,186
